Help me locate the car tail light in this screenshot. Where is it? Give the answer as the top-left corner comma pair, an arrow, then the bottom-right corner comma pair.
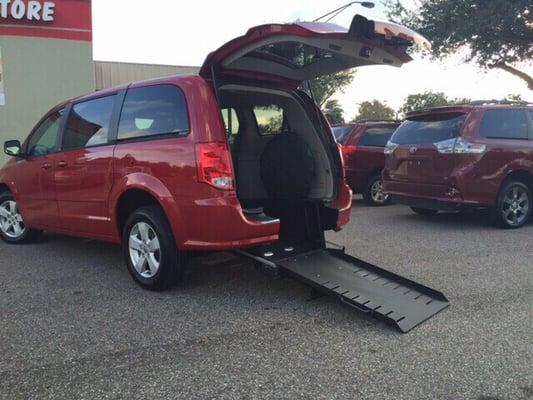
195,142 -> 234,190
341,144 -> 358,158
434,137 -> 486,154
384,141 -> 398,154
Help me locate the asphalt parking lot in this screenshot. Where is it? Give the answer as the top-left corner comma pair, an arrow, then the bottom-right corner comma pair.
1,198 -> 532,400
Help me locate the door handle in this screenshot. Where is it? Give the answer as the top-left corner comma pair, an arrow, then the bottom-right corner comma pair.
57,161 -> 68,168
41,163 -> 52,170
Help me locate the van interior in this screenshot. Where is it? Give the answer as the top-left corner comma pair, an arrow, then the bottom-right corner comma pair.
219,85 -> 340,246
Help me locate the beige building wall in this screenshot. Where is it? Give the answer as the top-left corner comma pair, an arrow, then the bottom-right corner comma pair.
94,61 -> 199,90
0,36 -> 94,163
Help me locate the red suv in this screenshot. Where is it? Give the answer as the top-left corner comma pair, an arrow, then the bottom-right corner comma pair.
383,103 -> 533,228
333,121 -> 400,205
0,17 -> 430,290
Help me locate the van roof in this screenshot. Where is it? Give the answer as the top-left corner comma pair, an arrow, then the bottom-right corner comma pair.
406,103 -> 532,118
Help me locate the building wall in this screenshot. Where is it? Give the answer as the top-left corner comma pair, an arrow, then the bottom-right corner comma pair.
94,61 -> 199,90
0,37 -> 94,162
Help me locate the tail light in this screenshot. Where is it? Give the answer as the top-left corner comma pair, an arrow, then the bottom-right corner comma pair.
341,144 -> 358,158
195,142 -> 234,190
434,137 -> 486,154
384,141 -> 398,154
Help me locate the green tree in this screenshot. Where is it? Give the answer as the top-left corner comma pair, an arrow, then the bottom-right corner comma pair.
323,100 -> 345,125
386,0 -> 533,89
354,100 -> 396,121
400,91 -> 449,115
310,70 -> 355,107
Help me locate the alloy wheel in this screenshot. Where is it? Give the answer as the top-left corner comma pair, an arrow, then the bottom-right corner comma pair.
501,186 -> 530,227
0,200 -> 26,239
371,180 -> 389,204
128,222 -> 161,278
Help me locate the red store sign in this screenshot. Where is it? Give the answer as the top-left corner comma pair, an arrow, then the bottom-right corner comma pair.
0,0 -> 92,41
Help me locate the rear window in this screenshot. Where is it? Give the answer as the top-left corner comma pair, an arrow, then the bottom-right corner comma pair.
253,105 -> 287,135
479,109 -> 529,140
391,113 -> 466,145
359,126 -> 398,147
332,126 -> 353,144
117,85 -> 189,141
221,108 -> 239,136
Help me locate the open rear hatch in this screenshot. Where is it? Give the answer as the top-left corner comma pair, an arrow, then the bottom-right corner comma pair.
200,15 -> 431,85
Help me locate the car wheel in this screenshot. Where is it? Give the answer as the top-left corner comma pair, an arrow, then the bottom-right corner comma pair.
491,181 -> 531,229
0,192 -> 42,244
122,205 -> 185,290
363,175 -> 390,206
410,207 -> 438,216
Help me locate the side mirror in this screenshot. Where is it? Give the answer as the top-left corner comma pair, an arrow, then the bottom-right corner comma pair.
4,140 -> 23,157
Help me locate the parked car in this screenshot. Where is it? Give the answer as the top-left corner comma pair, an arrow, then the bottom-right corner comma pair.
0,16 -> 431,291
333,120 -> 400,205
383,103 -> 533,228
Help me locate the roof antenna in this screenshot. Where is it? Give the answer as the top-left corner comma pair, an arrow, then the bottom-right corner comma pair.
313,1 -> 375,23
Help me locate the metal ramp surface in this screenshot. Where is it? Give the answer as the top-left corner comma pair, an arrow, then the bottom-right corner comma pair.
277,249 -> 449,332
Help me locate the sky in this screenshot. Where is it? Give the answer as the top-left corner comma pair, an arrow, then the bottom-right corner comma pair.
92,0 -> 533,120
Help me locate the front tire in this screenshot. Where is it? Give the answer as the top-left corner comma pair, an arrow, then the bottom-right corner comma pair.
122,205 -> 185,290
0,192 -> 42,244
410,207 -> 438,216
363,174 -> 390,206
491,181 -> 531,229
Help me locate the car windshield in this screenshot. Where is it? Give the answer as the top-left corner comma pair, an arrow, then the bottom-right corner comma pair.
391,112 -> 466,145
332,125 -> 353,144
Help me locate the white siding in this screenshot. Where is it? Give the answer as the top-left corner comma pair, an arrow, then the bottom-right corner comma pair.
94,61 -> 199,90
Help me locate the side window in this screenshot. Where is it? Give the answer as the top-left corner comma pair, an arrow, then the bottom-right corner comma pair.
358,126 -> 397,147
221,108 -> 240,135
117,85 -> 189,140
253,105 -> 287,135
63,95 -> 116,150
479,109 -> 528,140
26,109 -> 64,157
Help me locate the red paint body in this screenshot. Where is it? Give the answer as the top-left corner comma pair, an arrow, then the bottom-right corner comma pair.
383,105 -> 533,209
334,122 -> 400,194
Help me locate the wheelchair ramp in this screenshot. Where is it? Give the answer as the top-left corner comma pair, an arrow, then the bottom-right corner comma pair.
277,249 -> 449,333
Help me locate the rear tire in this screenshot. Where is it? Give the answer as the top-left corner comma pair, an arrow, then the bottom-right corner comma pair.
410,207 -> 438,216
122,205 -> 185,290
0,192 -> 42,244
363,174 -> 390,206
491,180 -> 531,229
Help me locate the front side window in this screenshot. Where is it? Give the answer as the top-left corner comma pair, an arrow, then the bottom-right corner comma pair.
359,126 -> 398,147
117,85 -> 189,140
253,105 -> 287,135
63,96 -> 116,150
479,109 -> 528,140
26,109 -> 64,157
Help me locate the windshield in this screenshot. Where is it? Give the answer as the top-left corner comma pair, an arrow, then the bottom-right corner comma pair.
391,113 -> 466,145
332,126 -> 354,144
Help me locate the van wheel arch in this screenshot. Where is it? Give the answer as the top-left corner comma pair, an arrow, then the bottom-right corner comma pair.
0,183 -> 11,195
116,189 -> 168,234
500,170 -> 533,193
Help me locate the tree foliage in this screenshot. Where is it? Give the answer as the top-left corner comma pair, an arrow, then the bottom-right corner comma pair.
399,91 -> 449,115
323,100 -> 345,125
310,70 -> 355,107
354,100 -> 396,121
386,0 -> 533,89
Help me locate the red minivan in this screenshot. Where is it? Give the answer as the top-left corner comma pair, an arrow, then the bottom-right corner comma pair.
333,121 -> 400,205
383,103 -> 533,228
0,16 -> 434,295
